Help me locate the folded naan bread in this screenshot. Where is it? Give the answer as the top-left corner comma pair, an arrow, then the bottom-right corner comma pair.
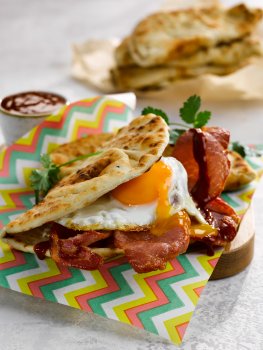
50,133 -> 113,177
119,4 -> 262,67
113,4 -> 263,91
116,36 -> 262,69
112,61 -> 245,91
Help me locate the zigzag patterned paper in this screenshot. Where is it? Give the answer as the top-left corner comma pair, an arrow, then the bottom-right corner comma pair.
0,96 -> 262,346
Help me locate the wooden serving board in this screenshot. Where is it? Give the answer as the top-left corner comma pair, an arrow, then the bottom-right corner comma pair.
210,205 -> 254,280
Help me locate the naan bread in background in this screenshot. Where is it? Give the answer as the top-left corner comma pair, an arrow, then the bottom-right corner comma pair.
116,36 -> 261,69
112,4 -> 263,91
112,52 -> 259,91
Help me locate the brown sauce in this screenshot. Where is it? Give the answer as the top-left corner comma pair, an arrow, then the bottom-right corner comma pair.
190,128 -> 210,206
189,128 -> 215,254
1,91 -> 66,116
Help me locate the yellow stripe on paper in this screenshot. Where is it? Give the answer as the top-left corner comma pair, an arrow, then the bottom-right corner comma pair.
15,127 -> 38,146
64,270 -> 107,309
17,258 -> 61,295
113,262 -> 173,324
182,280 -> 206,306
197,250 -> 222,275
0,241 -> 16,264
0,188 -> 32,210
164,312 -> 193,345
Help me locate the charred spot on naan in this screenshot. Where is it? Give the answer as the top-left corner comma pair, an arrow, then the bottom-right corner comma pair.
54,156 -> 113,187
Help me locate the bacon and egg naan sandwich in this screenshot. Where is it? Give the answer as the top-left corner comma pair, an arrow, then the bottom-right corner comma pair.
1,109 -> 240,273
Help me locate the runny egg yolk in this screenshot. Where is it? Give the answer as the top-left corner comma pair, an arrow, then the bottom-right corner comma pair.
112,160 -> 171,208
112,160 -> 190,235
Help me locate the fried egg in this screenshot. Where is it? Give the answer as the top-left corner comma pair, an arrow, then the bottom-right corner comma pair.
57,157 -> 212,235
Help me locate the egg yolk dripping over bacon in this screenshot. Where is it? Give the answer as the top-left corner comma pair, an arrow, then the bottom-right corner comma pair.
112,160 -> 191,235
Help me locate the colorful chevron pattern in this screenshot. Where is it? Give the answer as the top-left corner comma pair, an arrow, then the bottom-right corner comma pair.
0,97 -> 262,346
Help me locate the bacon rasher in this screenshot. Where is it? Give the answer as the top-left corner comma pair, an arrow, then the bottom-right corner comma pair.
173,127 -> 239,246
50,224 -> 110,270
114,221 -> 190,273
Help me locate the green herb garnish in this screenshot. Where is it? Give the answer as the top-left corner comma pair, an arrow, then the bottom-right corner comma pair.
30,152 -> 101,204
179,95 -> 211,128
230,141 -> 246,158
142,95 -> 211,143
230,141 -> 263,158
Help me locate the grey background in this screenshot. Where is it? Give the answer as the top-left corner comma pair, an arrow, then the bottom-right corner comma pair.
1,0 -> 263,349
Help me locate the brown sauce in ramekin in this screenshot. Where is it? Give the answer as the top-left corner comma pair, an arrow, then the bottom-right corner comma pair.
1,91 -> 67,116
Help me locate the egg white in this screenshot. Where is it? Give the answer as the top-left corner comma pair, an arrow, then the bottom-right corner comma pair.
56,157 -> 206,231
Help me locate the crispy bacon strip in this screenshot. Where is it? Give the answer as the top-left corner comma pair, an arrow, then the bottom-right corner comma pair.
173,127 -> 239,246
114,224 -> 190,273
50,224 -> 110,270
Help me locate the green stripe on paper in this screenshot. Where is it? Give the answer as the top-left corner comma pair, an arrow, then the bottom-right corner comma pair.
221,193 -> 240,208
138,255 -> 198,334
103,108 -> 131,132
88,263 -> 131,317
0,253 -> 38,288
39,267 -> 86,302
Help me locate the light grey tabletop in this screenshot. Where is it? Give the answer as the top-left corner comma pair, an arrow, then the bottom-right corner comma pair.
1,0 -> 263,349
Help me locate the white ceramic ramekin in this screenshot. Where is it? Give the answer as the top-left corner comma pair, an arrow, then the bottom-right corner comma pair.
0,91 -> 68,145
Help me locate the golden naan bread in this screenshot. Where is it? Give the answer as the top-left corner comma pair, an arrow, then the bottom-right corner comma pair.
113,4 -> 262,91
224,150 -> 257,191
124,4 -> 262,67
116,36 -> 262,69
50,133 -> 113,177
51,133 -> 113,165
2,114 -> 169,235
112,62 -> 245,91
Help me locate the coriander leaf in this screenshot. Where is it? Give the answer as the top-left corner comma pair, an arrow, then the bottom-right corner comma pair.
47,165 -> 60,187
194,111 -> 211,128
40,153 -> 52,168
29,164 -> 60,204
142,106 -> 170,125
230,141 -> 246,157
169,129 -> 185,144
29,169 -> 52,204
179,95 -> 201,124
30,169 -> 48,192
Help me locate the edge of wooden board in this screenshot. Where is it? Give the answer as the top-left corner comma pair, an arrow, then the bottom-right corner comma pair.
210,205 -> 254,280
